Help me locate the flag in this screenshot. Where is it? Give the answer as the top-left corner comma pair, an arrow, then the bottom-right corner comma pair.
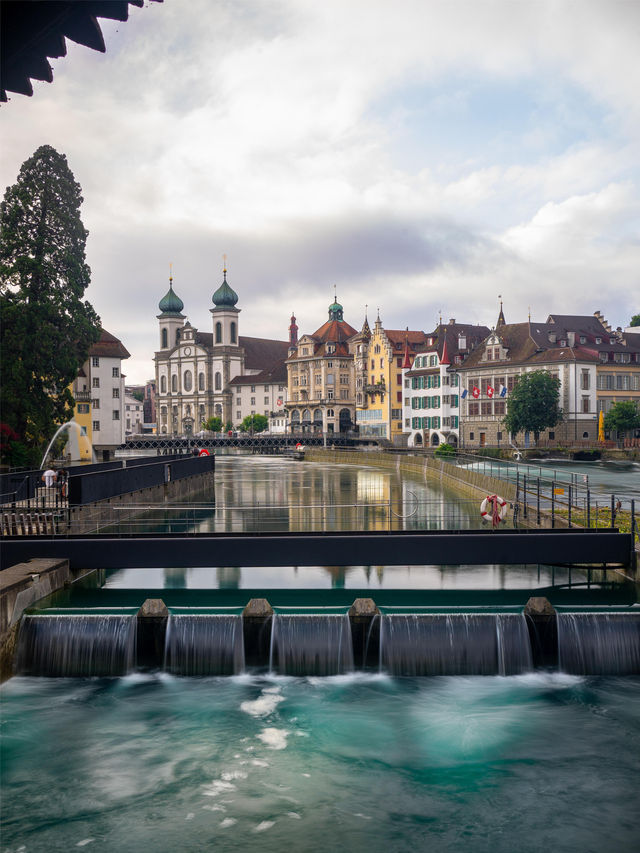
461,388 -> 468,399
499,385 -> 507,397
472,386 -> 480,399
486,385 -> 495,398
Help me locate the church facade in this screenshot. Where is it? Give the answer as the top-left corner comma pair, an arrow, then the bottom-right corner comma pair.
154,269 -> 289,435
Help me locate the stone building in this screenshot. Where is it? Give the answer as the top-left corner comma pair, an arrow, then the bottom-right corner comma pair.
154,269 -> 289,435
457,311 -> 600,448
403,320 -> 490,448
355,312 -> 426,443
285,297 -> 358,434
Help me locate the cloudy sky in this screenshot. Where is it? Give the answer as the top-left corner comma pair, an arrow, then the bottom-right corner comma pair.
2,0 -> 639,383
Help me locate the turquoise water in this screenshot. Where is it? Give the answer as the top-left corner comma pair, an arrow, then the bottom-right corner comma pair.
2,673 -> 639,852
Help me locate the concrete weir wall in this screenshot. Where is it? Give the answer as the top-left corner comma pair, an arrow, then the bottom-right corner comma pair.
305,449 -> 518,505
0,558 -> 71,681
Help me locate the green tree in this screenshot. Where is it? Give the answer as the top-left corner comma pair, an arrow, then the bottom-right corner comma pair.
239,414 -> 268,433
202,416 -> 223,432
604,401 -> 640,433
503,370 -> 562,445
0,145 -> 100,463
630,314 -> 640,327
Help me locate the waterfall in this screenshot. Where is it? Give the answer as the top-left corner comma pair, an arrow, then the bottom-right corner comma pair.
557,614 -> 640,675
16,615 -> 136,677
164,615 -> 245,675
270,614 -> 354,676
380,614 -> 533,676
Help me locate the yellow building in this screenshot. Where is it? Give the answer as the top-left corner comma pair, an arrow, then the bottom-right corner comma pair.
356,313 -> 426,443
69,368 -> 93,460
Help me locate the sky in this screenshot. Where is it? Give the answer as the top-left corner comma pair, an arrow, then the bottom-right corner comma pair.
2,0 -> 639,384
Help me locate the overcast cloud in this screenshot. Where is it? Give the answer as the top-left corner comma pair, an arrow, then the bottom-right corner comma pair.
2,0 -> 639,382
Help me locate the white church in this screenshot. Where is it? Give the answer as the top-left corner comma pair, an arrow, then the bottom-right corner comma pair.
154,268 -> 289,435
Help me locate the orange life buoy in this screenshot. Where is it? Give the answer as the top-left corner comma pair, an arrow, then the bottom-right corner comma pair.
198,449 -> 210,456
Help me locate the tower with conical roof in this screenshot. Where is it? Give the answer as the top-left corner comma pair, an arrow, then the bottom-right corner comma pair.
157,270 -> 185,350
211,264 -> 240,348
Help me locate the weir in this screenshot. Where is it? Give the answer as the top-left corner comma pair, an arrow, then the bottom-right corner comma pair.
12,598 -> 640,677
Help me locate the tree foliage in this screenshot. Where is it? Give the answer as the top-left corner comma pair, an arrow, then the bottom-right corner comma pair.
604,401 -> 640,433
0,145 -> 100,460
239,414 -> 269,433
202,416 -> 223,432
503,370 -> 562,444
630,314 -> 640,327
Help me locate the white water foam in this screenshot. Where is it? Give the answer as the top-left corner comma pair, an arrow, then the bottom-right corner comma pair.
257,727 -> 289,750
241,691 -> 285,717
202,780 -> 237,797
220,818 -> 237,828
253,821 -> 275,832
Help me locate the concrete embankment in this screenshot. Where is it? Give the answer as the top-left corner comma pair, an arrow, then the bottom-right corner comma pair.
305,448 -> 519,507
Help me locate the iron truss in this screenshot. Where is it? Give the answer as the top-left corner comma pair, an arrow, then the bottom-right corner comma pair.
121,434 -> 365,451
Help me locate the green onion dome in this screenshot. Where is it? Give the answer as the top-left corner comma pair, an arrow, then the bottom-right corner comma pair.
158,279 -> 184,315
328,296 -> 343,322
212,270 -> 239,308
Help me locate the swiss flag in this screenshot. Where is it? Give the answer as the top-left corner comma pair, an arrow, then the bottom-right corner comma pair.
486,385 -> 495,398
472,386 -> 480,399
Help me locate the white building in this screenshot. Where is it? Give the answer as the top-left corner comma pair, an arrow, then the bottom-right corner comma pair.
124,393 -> 144,435
403,321 -> 490,448
154,268 -> 289,435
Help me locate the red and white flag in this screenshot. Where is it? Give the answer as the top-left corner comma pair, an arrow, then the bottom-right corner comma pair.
486,385 -> 495,398
472,386 -> 480,399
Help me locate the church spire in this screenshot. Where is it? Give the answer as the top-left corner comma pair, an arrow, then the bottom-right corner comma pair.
289,312 -> 298,346
497,295 -> 506,328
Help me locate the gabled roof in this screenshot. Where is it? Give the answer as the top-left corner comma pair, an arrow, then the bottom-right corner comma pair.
229,360 -> 288,387
310,318 -> 359,343
90,328 -> 130,360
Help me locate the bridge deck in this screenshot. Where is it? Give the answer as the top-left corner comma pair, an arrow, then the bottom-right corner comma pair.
0,528 -> 633,571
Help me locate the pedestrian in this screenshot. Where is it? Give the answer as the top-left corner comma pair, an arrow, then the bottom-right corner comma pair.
57,468 -> 68,499
42,467 -> 57,489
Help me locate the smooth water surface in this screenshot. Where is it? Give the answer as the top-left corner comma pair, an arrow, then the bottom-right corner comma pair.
2,674 -> 639,852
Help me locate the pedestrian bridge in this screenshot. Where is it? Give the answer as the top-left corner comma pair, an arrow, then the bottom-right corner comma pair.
1,528 -> 635,572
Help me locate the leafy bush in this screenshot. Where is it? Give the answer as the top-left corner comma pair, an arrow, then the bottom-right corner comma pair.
434,442 -> 455,458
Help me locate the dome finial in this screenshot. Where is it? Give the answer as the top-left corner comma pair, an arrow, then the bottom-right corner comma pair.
212,259 -> 238,308
158,265 -> 184,315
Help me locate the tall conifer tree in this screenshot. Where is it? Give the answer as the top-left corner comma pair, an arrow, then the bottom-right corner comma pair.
0,145 -> 101,461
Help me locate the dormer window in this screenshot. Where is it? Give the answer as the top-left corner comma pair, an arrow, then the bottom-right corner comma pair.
610,338 -> 616,345
548,333 -> 556,343
559,339 -> 566,347
579,336 -> 586,344
596,337 -> 602,344
427,337 -> 433,346
458,335 -> 466,349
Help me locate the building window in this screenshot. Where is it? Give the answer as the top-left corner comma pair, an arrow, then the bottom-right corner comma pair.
250,385 -> 256,392
581,370 -> 590,390
160,375 -> 167,394
215,322 -> 222,343
230,322 -> 237,344
175,329 -> 181,345
112,367 -> 119,378
172,375 -> 178,392
264,396 -> 269,404
161,328 -> 168,348
215,372 -> 222,391
199,372 -> 205,391
92,377 -> 100,388
92,399 -> 100,409
91,356 -> 100,368
93,421 -> 100,431
184,370 -> 193,392
113,388 -> 119,398
112,410 -> 120,420
469,432 -> 475,440
468,402 -> 480,416
581,397 -> 590,413
251,397 -> 256,405
77,403 -> 89,414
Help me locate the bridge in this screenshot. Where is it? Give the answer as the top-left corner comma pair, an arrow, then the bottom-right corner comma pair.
1,528 -> 635,572
122,433 -> 367,452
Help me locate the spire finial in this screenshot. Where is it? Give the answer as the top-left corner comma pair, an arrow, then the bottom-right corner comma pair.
169,262 -> 173,285
223,253 -> 227,277
334,284 -> 337,303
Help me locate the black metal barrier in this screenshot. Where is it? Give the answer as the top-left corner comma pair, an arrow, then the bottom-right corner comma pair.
67,454 -> 214,505
0,528 -> 632,572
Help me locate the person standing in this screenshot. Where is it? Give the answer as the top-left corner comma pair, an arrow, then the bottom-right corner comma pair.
42,467 -> 57,489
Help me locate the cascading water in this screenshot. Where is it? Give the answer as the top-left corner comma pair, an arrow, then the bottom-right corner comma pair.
380,614 -> 533,676
269,614 -> 354,675
557,613 -> 640,675
16,615 -> 136,677
40,419 -> 95,468
164,615 -> 245,675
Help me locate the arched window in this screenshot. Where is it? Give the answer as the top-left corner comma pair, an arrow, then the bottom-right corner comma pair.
184,370 -> 193,391
215,372 -> 222,390
198,372 -> 205,391
215,404 -> 222,416
171,374 -> 177,392
215,322 -> 222,343
185,404 -> 191,417
230,322 -> 237,344
175,329 -> 181,345
161,328 -> 168,348
160,375 -> 167,393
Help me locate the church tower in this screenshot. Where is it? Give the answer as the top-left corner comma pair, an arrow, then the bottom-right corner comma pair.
210,264 -> 242,425
157,272 -> 185,350
211,264 -> 240,347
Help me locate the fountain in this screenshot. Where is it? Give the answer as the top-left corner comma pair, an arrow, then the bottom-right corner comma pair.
40,419 -> 95,469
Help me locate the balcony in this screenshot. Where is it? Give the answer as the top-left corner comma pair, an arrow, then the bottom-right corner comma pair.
74,391 -> 91,402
